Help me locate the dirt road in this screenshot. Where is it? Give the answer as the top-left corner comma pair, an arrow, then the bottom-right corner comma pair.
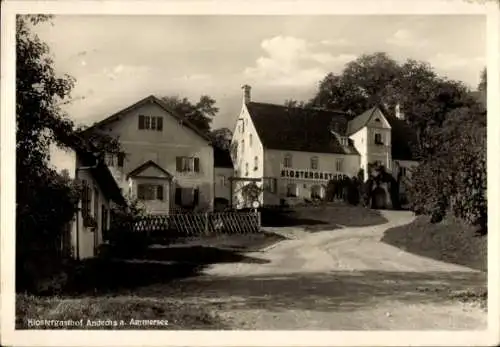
159,211 -> 488,330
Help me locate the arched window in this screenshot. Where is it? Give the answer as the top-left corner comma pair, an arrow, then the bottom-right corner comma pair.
283,153 -> 292,168
310,156 -> 319,170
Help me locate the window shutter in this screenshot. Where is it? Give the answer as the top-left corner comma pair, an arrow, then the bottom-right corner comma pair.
138,115 -> 145,129
156,185 -> 164,201
193,188 -> 199,206
157,117 -> 163,131
194,157 -> 200,172
176,157 -> 182,172
175,188 -> 182,205
117,152 -> 125,167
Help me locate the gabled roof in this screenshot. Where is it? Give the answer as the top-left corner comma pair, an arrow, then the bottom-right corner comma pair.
127,160 -> 173,180
75,143 -> 126,206
347,107 -> 380,135
214,146 -> 233,168
246,102 -> 359,155
376,105 -> 417,161
81,95 -> 212,143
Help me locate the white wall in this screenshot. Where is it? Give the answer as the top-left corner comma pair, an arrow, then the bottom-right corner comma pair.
97,101 -> 214,211
263,149 -> 360,205
230,102 -> 265,207
71,158 -> 111,259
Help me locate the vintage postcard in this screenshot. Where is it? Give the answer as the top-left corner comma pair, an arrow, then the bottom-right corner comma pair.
1,0 -> 498,346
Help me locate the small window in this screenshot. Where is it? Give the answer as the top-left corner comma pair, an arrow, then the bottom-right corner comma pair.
176,157 -> 200,173
117,152 -> 125,167
283,154 -> 292,168
138,115 -> 163,131
264,178 -> 277,193
286,183 -> 298,197
137,184 -> 164,201
217,175 -> 226,187
254,156 -> 258,171
310,156 -> 319,170
335,158 -> 344,172
245,163 -> 249,176
241,139 -> 245,155
374,133 -> 383,145
249,134 -> 253,147
374,118 -> 381,122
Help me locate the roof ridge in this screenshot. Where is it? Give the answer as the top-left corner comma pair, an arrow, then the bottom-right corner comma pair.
249,101 -> 347,115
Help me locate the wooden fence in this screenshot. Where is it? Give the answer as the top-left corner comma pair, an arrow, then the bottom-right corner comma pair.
133,211 -> 261,239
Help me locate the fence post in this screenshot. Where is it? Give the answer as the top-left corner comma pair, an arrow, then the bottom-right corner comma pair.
204,212 -> 209,234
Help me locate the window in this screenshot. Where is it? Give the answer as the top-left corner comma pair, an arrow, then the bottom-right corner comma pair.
249,134 -> 253,147
374,118 -> 381,123
117,152 -> 125,167
310,156 -> 319,170
286,183 -> 298,197
176,156 -> 200,173
175,187 -> 199,207
93,187 -> 99,220
254,156 -> 258,171
242,120 -> 245,133
217,175 -> 226,187
105,152 -> 126,167
311,185 -> 322,199
138,115 -> 163,131
241,140 -> 245,155
263,178 -> 277,193
283,154 -> 292,168
335,158 -> 344,172
374,133 -> 383,145
137,184 -> 164,201
340,137 -> 348,146
245,163 -> 249,176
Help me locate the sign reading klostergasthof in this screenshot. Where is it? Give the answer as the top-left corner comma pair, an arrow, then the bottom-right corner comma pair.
280,169 -> 348,181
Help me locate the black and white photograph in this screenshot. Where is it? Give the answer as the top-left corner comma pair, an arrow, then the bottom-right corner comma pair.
1,0 -> 498,346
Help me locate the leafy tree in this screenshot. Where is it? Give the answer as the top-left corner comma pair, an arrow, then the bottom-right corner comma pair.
478,67 -> 487,92
160,95 -> 219,134
210,127 -> 232,150
16,15 -> 121,291
284,99 -> 306,108
308,53 -> 477,158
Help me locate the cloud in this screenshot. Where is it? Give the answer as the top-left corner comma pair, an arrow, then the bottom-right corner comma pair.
244,35 -> 356,86
386,29 -> 428,48
320,38 -> 352,47
429,53 -> 485,70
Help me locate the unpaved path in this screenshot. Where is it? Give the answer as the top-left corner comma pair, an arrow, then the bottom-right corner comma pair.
155,211 -> 488,330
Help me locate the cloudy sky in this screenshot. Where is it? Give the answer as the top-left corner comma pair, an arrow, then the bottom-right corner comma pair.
35,15 -> 485,171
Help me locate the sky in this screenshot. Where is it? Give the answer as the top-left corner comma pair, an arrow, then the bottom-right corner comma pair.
33,15 -> 486,172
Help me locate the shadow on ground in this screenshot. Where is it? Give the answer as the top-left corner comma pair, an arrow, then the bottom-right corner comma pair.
139,270 -> 487,313
261,204 -> 388,232
61,246 -> 270,296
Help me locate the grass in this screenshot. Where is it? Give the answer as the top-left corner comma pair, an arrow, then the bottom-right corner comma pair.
17,231 -> 285,329
261,202 -> 388,232
16,294 -> 225,329
381,215 -> 487,272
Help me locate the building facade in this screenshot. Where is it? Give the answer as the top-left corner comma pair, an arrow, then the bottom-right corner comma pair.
231,85 -> 418,207
81,95 -> 215,214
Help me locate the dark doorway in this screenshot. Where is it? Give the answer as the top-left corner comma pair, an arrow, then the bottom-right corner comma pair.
371,187 -> 387,209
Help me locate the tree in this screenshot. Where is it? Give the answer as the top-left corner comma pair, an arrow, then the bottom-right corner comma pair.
16,15 -> 121,292
308,53 -> 476,158
284,99 -> 306,108
210,127 -> 232,150
160,95 -> 219,134
478,67 -> 487,92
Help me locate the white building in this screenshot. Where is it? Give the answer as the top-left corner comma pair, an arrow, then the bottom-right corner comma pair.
80,95 -> 215,214
230,85 -> 418,207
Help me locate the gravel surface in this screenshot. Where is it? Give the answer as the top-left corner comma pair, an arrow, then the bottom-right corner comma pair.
139,210 -> 487,330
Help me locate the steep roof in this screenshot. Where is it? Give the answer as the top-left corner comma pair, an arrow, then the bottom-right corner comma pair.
246,102 -> 359,155
81,95 -> 212,143
347,107 -> 379,135
127,160 -> 174,179
76,145 -> 127,206
214,147 -> 233,168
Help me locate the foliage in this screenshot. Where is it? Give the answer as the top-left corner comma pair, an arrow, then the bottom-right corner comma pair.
407,106 -> 486,228
210,127 -> 233,150
284,99 -> 307,108
324,176 -> 361,206
478,67 -> 487,92
308,52 -> 477,158
16,15 -> 122,292
240,182 -> 263,207
160,95 -> 219,134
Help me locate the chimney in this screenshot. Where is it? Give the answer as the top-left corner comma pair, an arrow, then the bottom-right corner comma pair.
395,103 -> 405,120
242,84 -> 251,104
